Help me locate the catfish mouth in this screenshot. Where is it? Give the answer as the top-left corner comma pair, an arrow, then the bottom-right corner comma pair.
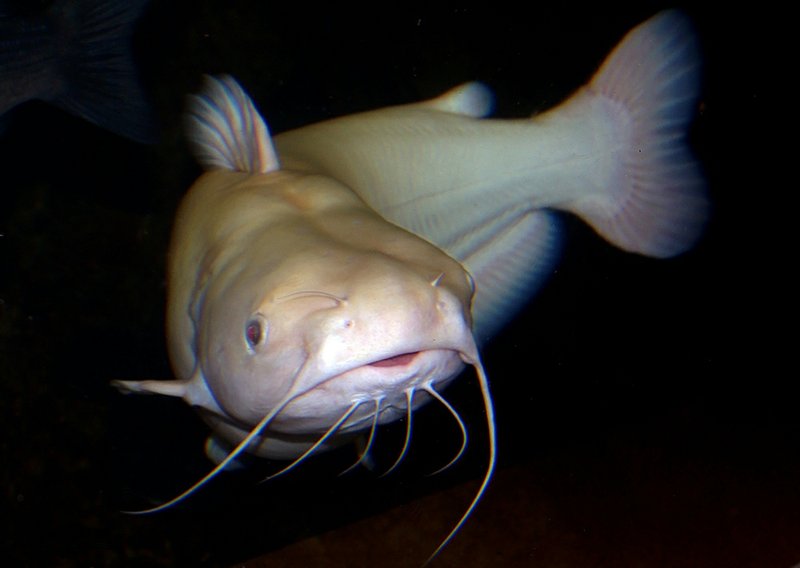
368,351 -> 420,368
236,348 -> 465,438
324,349 -> 462,432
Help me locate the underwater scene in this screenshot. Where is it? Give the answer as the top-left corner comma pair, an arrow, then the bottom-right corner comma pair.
1,1 -> 791,567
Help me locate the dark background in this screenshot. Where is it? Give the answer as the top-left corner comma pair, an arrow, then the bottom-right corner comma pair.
1,1 -> 789,566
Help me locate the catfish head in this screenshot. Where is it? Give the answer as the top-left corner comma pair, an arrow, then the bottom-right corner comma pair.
190,200 -> 481,462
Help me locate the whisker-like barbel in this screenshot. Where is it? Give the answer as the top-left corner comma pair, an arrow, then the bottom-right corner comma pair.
380,388 -> 415,477
339,397 -> 382,476
264,400 -> 364,482
424,357 -> 496,566
122,387 -> 304,515
423,382 -> 468,477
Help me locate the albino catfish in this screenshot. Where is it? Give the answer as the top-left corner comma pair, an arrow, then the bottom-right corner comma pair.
114,10 -> 706,561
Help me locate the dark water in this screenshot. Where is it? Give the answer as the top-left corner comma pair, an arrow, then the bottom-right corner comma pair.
1,2 -> 791,567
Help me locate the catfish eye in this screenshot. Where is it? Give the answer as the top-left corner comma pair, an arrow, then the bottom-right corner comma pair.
245,316 -> 267,350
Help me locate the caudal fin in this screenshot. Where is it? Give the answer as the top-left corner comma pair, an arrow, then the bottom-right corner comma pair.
48,0 -> 159,143
564,10 -> 707,258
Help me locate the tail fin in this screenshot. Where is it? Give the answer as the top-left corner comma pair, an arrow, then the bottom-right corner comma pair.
563,10 -> 707,258
47,0 -> 158,143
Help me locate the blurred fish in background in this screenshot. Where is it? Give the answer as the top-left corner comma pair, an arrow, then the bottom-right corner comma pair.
0,0 -> 157,143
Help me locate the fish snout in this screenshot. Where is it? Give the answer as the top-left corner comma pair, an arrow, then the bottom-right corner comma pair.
306,269 -> 471,368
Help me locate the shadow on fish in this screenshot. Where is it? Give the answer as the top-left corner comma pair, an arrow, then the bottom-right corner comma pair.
113,10 -> 707,564
0,0 -> 157,143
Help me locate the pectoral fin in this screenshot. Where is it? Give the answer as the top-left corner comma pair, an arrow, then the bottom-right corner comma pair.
112,378 -> 189,397
112,371 -> 223,416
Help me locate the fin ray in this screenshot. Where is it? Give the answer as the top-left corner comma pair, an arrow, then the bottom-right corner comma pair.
185,74 -> 280,173
562,10 -> 708,257
461,211 -> 561,341
49,0 -> 159,143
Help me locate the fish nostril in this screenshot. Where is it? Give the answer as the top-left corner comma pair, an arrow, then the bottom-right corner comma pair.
344,319 -> 354,329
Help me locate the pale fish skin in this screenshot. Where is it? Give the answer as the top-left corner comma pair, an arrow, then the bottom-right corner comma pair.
113,10 -> 706,561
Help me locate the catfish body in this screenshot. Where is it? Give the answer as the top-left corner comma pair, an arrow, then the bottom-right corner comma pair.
276,10 -> 706,340
113,10 -> 705,561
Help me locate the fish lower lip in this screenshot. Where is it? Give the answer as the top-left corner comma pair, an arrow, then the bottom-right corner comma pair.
368,352 -> 419,368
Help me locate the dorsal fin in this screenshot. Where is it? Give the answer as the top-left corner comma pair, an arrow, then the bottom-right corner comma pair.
421,81 -> 494,118
185,75 -> 280,173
